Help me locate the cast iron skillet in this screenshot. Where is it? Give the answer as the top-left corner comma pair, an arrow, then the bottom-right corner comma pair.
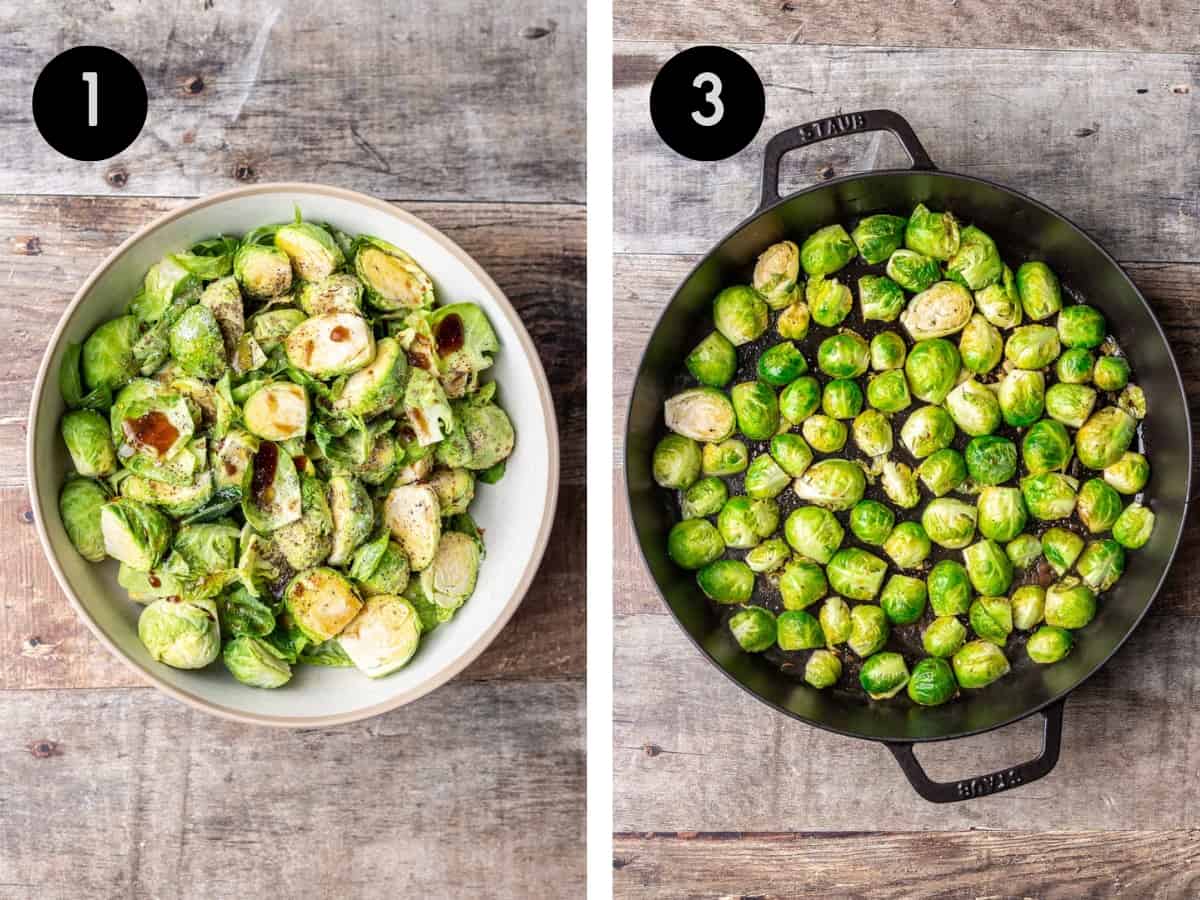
624,109 -> 1192,802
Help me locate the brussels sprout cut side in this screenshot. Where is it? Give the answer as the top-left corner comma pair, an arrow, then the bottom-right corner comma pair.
56,210 -> 514,688
654,201 -> 1158,707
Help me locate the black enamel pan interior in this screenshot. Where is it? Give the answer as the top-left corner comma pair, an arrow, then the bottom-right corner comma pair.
623,110 -> 1193,801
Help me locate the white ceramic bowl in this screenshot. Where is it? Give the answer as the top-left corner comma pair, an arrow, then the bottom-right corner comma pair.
27,184 -> 559,726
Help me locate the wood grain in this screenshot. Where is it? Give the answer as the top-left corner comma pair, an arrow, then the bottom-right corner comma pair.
0,681 -> 584,898
0,0 -> 584,202
615,0 -> 1200,52
614,44 -> 1200,261
613,830 -> 1200,899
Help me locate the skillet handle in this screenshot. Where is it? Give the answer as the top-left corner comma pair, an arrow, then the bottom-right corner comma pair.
886,699 -> 1065,803
759,109 -> 936,209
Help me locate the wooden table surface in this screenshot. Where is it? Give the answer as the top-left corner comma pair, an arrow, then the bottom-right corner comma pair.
613,5 -> 1200,897
0,2 -> 585,897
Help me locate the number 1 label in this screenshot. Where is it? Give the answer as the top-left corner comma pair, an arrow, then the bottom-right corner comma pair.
82,71 -> 98,126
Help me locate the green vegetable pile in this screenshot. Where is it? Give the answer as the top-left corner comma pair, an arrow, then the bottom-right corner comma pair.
654,203 -> 1154,706
57,209 -> 515,688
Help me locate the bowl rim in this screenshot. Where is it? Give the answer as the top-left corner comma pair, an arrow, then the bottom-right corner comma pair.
26,181 -> 560,728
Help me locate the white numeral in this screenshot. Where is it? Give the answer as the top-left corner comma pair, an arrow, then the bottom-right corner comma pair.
690,72 -> 724,127
82,71 -> 98,127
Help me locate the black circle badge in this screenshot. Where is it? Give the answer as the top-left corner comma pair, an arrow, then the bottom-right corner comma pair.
33,46 -> 148,162
649,46 -> 765,162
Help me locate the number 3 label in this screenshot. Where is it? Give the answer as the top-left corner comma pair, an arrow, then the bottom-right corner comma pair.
691,72 -> 723,127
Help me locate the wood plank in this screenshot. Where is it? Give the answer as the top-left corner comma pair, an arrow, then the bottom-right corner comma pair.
614,44 -> 1200,261
0,681 -> 584,898
0,196 -> 585,489
613,831 -> 1200,899
615,0 -> 1200,52
0,0 -> 584,202
613,613 -> 1200,831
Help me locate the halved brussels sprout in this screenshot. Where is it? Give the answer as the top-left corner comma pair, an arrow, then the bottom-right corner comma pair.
1042,527 -> 1084,576
923,616 -> 967,658
234,243 -> 293,299
731,381 -> 780,440
354,431 -> 400,486
334,336 -> 408,419
327,475 -> 373,566
285,313 -> 375,378
821,379 -> 863,420
59,477 -> 109,562
945,378 -> 1001,437
784,505 -> 844,564
687,332 -> 737,388
974,265 -> 1022,329
883,521 -> 931,569
275,221 -> 343,281
121,469 -> 215,518
849,499 -> 895,547
907,657 -> 958,706
199,276 -> 245,361
777,300 -> 811,340
880,574 -> 927,624
959,314 -> 1003,374
917,448 -> 966,497
243,382 -> 309,442
729,606 -> 777,652
881,459 -> 920,509
664,388 -> 736,442
970,595 -> 1013,646
337,594 -> 423,677
976,486 -> 1027,543
1103,452 -> 1150,495
819,596 -> 852,646
847,603 -> 889,656
702,438 -> 749,476
997,369 -> 1045,427
112,382 -> 194,463
681,476 -> 728,520
241,442 -> 302,532
271,475 -> 333,569
296,272 -> 363,317
1043,577 -> 1097,629
900,281 -> 974,341
851,214 -> 907,264
859,275 -> 906,322
1093,355 -> 1131,391
757,341 -> 808,386
1022,419 -> 1073,475
1045,383 -> 1097,429
168,304 -> 228,381
800,224 -> 857,276
886,249 -> 941,293
744,454 -> 790,500
223,635 -> 292,688
1112,502 -> 1155,549
1076,406 -> 1136,470
963,538 -> 1013,595
100,497 -> 172,571
904,338 -> 960,404
801,415 -> 847,453
776,610 -> 824,651
904,203 -> 960,261
827,547 -> 888,601
138,596 -> 220,669
1027,625 -> 1073,664
249,308 -> 307,351
418,531 -> 482,613
355,237 -> 434,311
927,559 -> 972,616
82,315 -> 141,392
62,409 -> 117,477
351,535 -> 412,597
667,518 -> 725,569
792,459 -> 866,511
860,652 -> 910,700
1021,472 -> 1079,520
818,331 -> 870,378
753,241 -> 801,308
1005,324 -> 1061,370
211,429 -> 259,490
964,435 -> 1017,486
1016,261 -> 1062,321
922,498 -> 977,550
1076,478 -> 1123,533
779,376 -> 821,424
870,331 -> 907,370
1119,384 -> 1146,421
805,649 -> 843,688
899,405 -> 955,459
779,559 -> 828,610
1057,304 -> 1106,349
745,537 -> 789,573
284,566 -> 363,642
946,225 -> 1002,290
718,496 -> 777,548
953,639 -> 1010,688
713,285 -> 769,346
1012,585 -> 1046,630
769,433 -> 813,478
652,434 -> 702,489
866,369 -> 911,414
1057,348 -> 1095,384
1076,539 -> 1126,591
383,483 -> 441,571
807,276 -> 854,328
437,397 -> 514,469
852,409 -> 893,457
698,560 -> 755,604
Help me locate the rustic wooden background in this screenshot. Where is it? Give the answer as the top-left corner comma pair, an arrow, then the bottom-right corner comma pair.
0,2 -> 585,897
613,4 -> 1200,897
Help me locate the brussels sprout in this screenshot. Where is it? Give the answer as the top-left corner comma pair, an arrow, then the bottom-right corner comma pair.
1113,502 -> 1155,549
82,315 -> 140,392
821,379 -> 864,420
697,559 -> 755,604
686,332 -> 738,388
1022,419 -> 1073,476
805,649 -> 844,689
866,369 -> 912,414
198,277 -> 245,362
354,237 -> 434,311
970,595 -> 1013,646
1074,478 -> 1122,533
777,300 -> 812,340
859,275 -> 906,322
780,376 -> 822,424
1104,452 -> 1150,495
61,409 -> 117,477
1042,527 -> 1085,576
753,241 -> 802,308
946,225 -> 1002,290
668,516 -> 726,569
1057,348 -> 1095,384
818,331 -> 870,378
852,409 -> 893,458
212,430 -> 258,490
1021,472 -> 1079,521
952,639 -> 1010,689
234,243 -> 293,299
682,476 -> 728,519
793,459 -> 866,511
777,610 -> 825,650
997,369 -> 1045,427
702,438 -> 749,476
880,574 -> 927,625
784,507 -> 844,564
806,276 -> 854,328
883,521 -> 931,569
383,483 -> 442,571
243,382 -> 309,442
769,433 -> 813,477
1057,304 -> 1106,350
801,415 -> 847,453
338,594 -> 424,677
652,434 -> 702,489
1028,625 -> 1074,664
665,388 -> 737,442
271,475 -> 333,570
923,616 -> 968,658
249,308 -> 307,351
828,548 -> 888,601
945,379 -> 1001,437
100,498 -> 172,572
223,636 -> 291,688
847,499 -> 894,547
881,459 -> 920,509
964,435 -> 1016,486
1076,407 -> 1136,470
927,559 -> 972,616
779,558 -> 829,610
731,381 -> 779,440
745,454 -> 790,499
976,486 -> 1027,542
285,313 -> 375,378
1007,533 -> 1043,569
848,603 -> 889,656
870,331 -> 907,371
121,467 -> 216,519
886,248 -> 941,293
59,477 -> 109,562
1093,355 -> 1131,391
295,272 -> 363,317
241,442 -> 303,532
1008,585 -> 1045,631
1016,261 -> 1062,321
1044,577 -> 1097,629
729,606 -> 777,652
138,597 -> 220,669
1118,384 -> 1146,420
355,432 -> 399,486
900,405 -> 955,459
901,281 -> 974,341
718,496 -> 776,548
959,314 -> 1003,375
1044,383 -> 1097,430
860,651 -> 910,700
918,448 -> 967,497
963,538 -> 1013,595
905,338 -> 960,404
974,265 -> 1023,329
283,567 -> 364,642
165,304 -> 227,381
713,285 -> 769,345
851,214 -> 907,264
745,537 -> 790,573
1006,324 -> 1062,370
327,475 -> 373,566
757,341 -> 808,386
922,498 -> 978,549
905,203 -> 960,261
1077,539 -> 1126,591
908,657 -> 959,706
351,536 -> 411,597
819,596 -> 852,646
800,224 -> 857,275
333,336 -> 408,419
